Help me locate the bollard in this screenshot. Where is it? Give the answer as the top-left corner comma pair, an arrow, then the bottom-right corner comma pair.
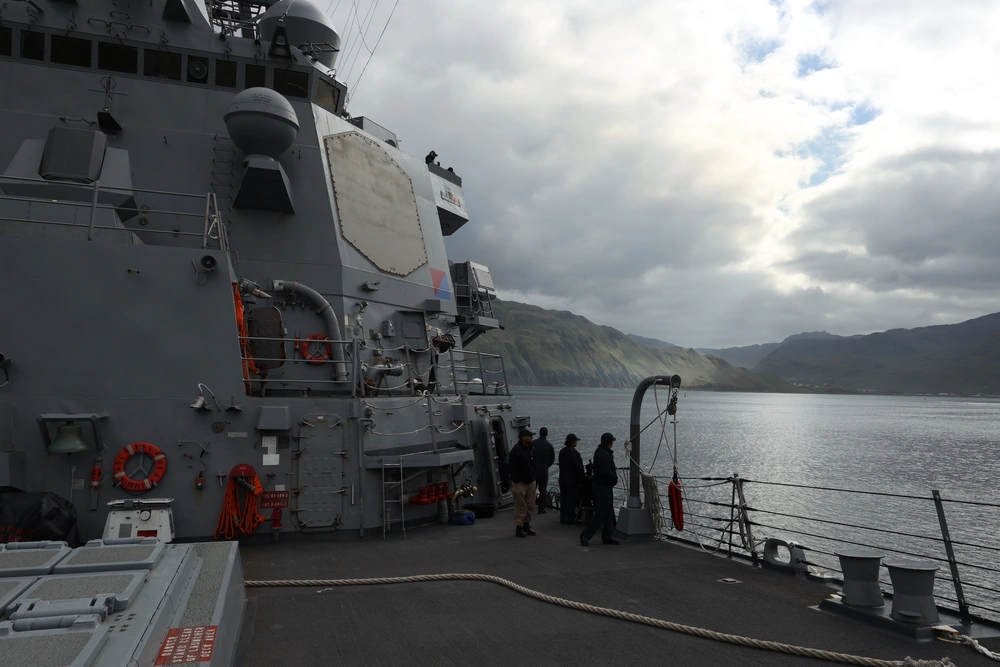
883,559 -> 940,624
835,549 -> 884,607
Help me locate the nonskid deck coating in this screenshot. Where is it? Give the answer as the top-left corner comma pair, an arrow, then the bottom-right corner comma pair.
239,509 -> 1000,666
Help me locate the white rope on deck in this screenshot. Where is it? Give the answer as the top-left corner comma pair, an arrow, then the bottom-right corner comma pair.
244,573 -> 956,667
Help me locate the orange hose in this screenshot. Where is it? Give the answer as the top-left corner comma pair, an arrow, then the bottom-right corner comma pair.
214,474 -> 266,539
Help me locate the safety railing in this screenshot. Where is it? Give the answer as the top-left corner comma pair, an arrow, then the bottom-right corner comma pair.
643,474 -> 1000,624
239,335 -> 356,396
438,348 -> 509,396
452,280 -> 496,321
238,337 -> 511,398
0,174 -> 226,250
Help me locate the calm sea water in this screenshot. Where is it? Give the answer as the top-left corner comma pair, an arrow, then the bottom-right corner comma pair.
516,387 -> 1000,617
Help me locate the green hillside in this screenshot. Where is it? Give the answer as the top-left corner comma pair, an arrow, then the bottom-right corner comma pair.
466,300 -> 794,391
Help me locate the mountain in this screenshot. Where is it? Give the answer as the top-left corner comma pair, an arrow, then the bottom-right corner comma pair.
466,300 -> 794,391
627,333 -> 677,349
753,313 -> 1000,394
697,332 -> 848,369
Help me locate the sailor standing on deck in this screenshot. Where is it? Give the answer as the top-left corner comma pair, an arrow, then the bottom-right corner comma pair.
580,433 -> 620,546
558,434 -> 585,525
533,427 -> 555,513
509,428 -> 538,538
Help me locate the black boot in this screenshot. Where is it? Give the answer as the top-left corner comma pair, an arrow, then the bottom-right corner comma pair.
523,523 -> 537,536
516,525 -> 525,538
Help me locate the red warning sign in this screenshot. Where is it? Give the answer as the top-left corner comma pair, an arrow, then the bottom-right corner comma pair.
154,625 -> 218,665
261,490 -> 289,508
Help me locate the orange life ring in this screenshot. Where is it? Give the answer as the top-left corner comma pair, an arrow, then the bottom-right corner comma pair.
297,333 -> 332,364
667,480 -> 684,531
112,442 -> 167,493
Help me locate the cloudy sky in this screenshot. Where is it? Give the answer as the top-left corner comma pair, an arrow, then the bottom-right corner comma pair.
329,0 -> 1000,348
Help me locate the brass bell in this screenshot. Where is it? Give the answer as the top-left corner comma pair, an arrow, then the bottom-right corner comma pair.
47,422 -> 89,455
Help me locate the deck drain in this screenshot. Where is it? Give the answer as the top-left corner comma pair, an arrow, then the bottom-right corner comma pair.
718,578 -> 741,584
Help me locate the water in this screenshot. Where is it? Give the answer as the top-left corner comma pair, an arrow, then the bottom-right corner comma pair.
516,387 -> 1000,618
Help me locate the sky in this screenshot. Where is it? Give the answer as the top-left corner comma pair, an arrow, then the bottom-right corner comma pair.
327,0 -> 1000,349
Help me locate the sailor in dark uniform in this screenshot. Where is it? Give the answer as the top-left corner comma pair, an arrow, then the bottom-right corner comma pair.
558,433 -> 584,525
425,150 -> 438,165
579,432 -> 620,546
532,427 -> 555,512
508,428 -> 537,537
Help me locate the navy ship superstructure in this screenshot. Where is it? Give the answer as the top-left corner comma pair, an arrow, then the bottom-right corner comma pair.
0,0 -> 520,541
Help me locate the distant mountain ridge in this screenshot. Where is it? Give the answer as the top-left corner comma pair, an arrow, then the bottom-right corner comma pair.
466,300 -> 792,391
695,332 -> 848,369
753,313 -> 1000,394
627,333 -> 677,349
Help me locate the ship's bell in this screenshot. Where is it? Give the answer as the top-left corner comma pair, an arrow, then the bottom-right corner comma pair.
47,422 -> 89,455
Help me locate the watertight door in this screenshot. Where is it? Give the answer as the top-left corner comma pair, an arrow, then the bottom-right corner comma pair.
292,416 -> 346,529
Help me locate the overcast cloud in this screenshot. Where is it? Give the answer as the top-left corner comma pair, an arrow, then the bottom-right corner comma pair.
329,0 -> 1000,348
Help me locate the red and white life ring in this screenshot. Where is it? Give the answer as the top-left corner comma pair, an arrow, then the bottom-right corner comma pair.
112,442 -> 167,493
297,333 -> 332,364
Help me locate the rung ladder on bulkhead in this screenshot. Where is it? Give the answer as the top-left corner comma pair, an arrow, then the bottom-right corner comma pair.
381,458 -> 405,538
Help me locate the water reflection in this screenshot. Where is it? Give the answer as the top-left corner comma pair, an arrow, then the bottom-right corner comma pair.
516,387 -> 1000,620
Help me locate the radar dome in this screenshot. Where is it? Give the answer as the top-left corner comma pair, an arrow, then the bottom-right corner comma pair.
258,0 -> 342,70
224,88 -> 299,160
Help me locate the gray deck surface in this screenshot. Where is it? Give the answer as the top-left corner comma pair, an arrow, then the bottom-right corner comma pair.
239,509 -> 1000,666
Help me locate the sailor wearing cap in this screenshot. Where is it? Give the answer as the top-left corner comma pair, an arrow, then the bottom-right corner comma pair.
508,428 -> 538,538
580,432 -> 620,546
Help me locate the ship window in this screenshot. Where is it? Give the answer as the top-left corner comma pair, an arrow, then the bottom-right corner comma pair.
51,35 -> 92,67
315,78 -> 340,115
274,68 -> 309,98
187,55 -> 209,83
144,50 -> 181,80
21,31 -> 44,61
245,64 -> 265,89
216,60 -> 237,87
0,27 -> 11,57
98,42 -> 138,73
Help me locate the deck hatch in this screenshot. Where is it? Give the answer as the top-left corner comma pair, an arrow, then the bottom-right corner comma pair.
0,543 -> 72,577
53,540 -> 164,574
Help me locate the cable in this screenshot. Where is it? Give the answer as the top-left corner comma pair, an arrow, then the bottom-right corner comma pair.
349,0 -> 399,98
244,574 -> 956,667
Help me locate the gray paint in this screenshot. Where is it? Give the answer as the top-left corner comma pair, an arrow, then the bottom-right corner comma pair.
0,0 -> 520,541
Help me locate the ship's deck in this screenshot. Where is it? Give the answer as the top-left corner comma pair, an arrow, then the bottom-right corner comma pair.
238,509 -> 1000,666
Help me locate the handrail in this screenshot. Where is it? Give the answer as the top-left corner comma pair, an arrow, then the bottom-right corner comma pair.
238,337 -> 511,398
642,474 -> 1000,624
0,175 -> 226,250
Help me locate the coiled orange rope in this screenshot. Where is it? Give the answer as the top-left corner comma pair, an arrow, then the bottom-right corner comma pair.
214,474 -> 265,540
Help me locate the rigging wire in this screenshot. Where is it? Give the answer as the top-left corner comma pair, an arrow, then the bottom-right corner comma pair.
340,0 -> 370,82
343,0 -> 380,84
349,0 -> 400,99
335,0 -> 361,77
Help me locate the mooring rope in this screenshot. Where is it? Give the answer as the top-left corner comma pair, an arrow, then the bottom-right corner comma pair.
959,635 -> 1000,662
244,573 -> 955,666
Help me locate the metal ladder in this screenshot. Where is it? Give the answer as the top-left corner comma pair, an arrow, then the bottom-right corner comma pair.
381,459 -> 405,538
